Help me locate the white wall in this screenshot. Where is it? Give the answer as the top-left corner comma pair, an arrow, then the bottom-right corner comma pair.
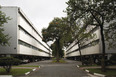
0,7 -> 18,54
18,14 -> 50,52
66,24 -> 116,57
66,27 -> 101,57
19,45 -> 49,56
0,7 -> 50,57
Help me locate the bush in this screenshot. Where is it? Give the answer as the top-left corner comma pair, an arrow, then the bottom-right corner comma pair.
96,59 -> 111,66
110,54 -> 116,65
0,57 -> 21,73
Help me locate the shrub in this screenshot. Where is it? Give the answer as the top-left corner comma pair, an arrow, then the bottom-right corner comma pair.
96,59 -> 111,66
0,57 -> 21,73
110,54 -> 116,65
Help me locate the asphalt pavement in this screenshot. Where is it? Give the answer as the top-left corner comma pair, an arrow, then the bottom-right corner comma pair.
16,59 -> 91,77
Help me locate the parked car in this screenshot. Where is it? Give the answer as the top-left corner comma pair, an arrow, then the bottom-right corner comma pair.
21,59 -> 30,64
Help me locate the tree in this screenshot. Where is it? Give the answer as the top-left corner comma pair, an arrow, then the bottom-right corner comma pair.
67,16 -> 96,65
66,0 -> 116,72
0,57 -> 21,73
105,22 -> 116,49
51,42 -> 64,58
42,17 -> 73,62
0,7 -> 10,46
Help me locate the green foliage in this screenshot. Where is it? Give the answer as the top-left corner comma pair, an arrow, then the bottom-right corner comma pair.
88,68 -> 116,76
0,7 -> 11,46
50,41 -> 64,58
52,58 -> 66,63
109,54 -> 116,65
14,65 -> 39,67
0,57 -> 21,73
66,0 -> 116,23
79,64 -> 98,67
0,68 -> 32,76
66,0 -> 116,72
66,0 -> 116,48
105,22 -> 116,49
42,17 -> 73,60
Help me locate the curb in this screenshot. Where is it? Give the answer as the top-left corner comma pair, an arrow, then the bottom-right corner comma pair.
25,72 -> 30,75
32,68 -> 36,71
76,65 -> 79,68
25,66 -> 40,75
0,75 -> 13,77
94,73 -> 106,77
76,65 -> 106,77
85,69 -> 89,73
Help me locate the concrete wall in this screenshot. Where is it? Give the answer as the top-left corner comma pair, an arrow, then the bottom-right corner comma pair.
66,23 -> 116,58
0,7 -> 18,54
0,6 -> 51,57
66,27 -> 101,57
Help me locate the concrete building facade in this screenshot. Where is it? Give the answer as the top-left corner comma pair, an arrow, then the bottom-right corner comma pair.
0,6 -> 52,60
66,24 -> 116,62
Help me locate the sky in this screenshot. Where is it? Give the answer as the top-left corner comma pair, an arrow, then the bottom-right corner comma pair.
0,0 -> 68,35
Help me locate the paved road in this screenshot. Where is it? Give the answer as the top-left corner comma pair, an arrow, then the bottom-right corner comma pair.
17,60 -> 91,77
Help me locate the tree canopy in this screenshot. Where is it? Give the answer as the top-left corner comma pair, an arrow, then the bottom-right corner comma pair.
66,0 -> 116,23
0,57 -> 21,73
66,0 -> 116,72
0,7 -> 10,46
105,21 -> 116,49
42,17 -> 73,61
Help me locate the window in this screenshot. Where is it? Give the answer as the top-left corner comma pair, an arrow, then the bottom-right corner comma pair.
18,40 -> 49,54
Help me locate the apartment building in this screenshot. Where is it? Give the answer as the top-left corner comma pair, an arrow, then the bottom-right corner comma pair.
0,6 -> 52,61
66,24 -> 116,61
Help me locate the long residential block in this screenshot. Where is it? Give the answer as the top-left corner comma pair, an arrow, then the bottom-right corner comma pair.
0,6 -> 52,58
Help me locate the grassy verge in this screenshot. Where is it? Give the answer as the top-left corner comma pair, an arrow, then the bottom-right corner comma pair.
87,68 -> 116,76
79,64 -> 99,67
14,65 -> 39,67
52,59 -> 66,63
0,68 -> 32,76
109,65 -> 116,66
79,64 -> 116,67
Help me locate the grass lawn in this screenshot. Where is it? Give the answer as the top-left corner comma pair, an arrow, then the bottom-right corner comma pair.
88,68 -> 116,76
14,65 -> 39,67
79,64 -> 116,67
0,68 -> 32,76
79,64 -> 99,67
52,59 -> 66,63
109,65 -> 116,66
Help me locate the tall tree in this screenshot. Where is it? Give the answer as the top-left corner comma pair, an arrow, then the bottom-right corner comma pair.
0,7 -> 10,46
50,42 -> 64,58
105,21 -> 116,49
66,0 -> 116,72
67,16 -> 96,65
42,17 -> 73,62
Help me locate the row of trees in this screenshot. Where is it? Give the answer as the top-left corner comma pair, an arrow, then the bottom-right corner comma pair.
66,0 -> 116,72
42,0 -> 116,72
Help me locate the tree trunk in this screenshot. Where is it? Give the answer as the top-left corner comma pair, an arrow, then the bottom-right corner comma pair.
90,10 -> 106,72
90,55 -> 93,65
78,42 -> 83,65
3,65 -> 11,73
100,25 -> 106,72
56,39 -> 60,62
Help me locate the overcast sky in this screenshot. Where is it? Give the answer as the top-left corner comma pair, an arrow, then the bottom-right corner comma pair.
0,0 -> 68,34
